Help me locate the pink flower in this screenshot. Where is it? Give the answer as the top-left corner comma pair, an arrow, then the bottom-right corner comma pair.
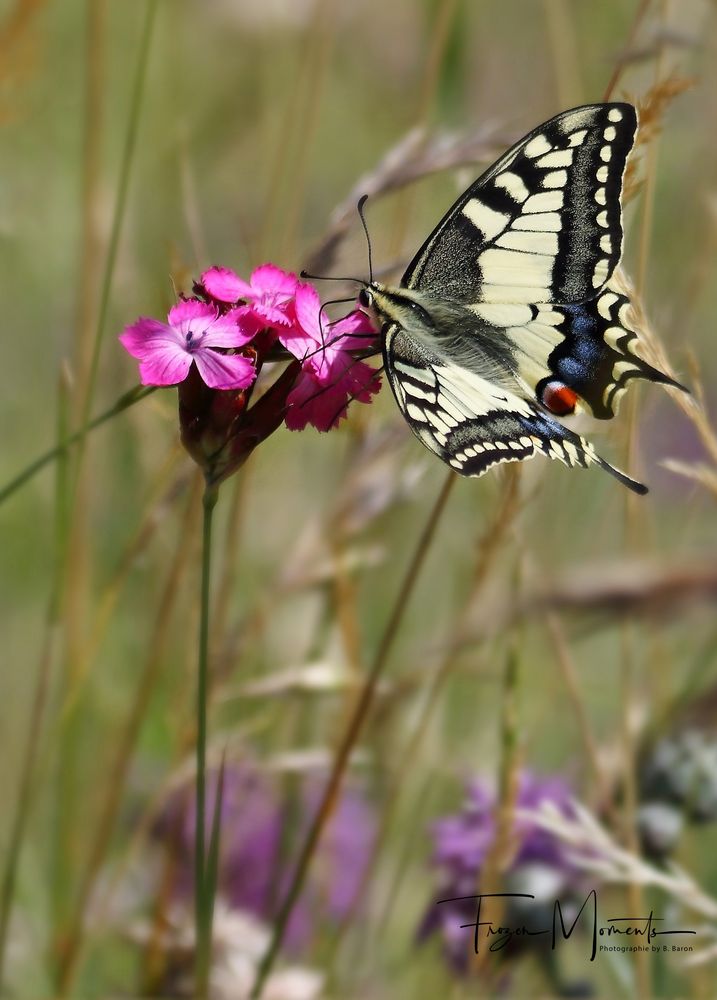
119,299 -> 257,390
279,283 -> 380,431
200,263 -> 299,328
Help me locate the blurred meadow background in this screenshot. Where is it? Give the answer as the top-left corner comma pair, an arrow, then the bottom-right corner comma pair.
2,0 -> 717,997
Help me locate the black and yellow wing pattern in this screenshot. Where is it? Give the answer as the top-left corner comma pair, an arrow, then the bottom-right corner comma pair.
369,103 -> 684,493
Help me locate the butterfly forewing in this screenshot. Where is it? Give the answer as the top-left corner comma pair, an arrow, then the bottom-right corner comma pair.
402,103 -> 637,305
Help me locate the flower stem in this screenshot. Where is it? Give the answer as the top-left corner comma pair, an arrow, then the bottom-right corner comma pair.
0,384 -> 156,508
249,471 -> 456,1000
195,482 -> 219,998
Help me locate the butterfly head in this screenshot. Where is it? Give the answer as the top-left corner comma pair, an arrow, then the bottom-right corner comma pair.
359,283 -> 436,337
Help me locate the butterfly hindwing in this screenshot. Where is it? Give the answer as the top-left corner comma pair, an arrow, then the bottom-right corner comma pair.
402,103 -> 637,305
471,278 -> 680,419
384,321 -> 647,493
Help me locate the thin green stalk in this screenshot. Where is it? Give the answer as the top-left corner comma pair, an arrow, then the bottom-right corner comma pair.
0,384 -> 156,508
250,471 -> 456,1000
0,369 -> 72,990
620,10 -> 670,997
74,0 -> 159,473
0,630 -> 56,992
75,0 -> 106,397
195,483 -> 219,999
199,749 -> 226,992
49,368 -> 79,981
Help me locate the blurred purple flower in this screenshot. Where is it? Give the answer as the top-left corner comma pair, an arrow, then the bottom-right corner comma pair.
153,761 -> 376,954
419,771 -> 587,978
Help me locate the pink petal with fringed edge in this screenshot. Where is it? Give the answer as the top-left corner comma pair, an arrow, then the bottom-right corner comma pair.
168,298 -> 219,333
292,283 -> 322,342
285,371 -> 346,432
285,361 -> 381,432
250,263 -> 299,299
119,317 -> 181,358
193,350 -> 256,390
200,308 -> 257,348
137,346 -> 193,386
278,325 -> 313,363
335,360 -> 382,402
200,267 -> 253,304
331,310 -> 379,352
250,301 -> 295,327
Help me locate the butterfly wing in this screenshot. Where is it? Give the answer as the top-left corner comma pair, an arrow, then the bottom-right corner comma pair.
379,102 -> 684,490
471,277 -> 681,420
384,320 -> 647,494
403,103 -> 637,305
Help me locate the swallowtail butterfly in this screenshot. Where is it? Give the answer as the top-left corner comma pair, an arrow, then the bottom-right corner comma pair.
359,103 -> 685,494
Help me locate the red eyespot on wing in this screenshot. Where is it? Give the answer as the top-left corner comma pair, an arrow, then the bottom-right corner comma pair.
541,381 -> 579,416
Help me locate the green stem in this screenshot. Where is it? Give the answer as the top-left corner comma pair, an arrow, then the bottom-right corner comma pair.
195,483 -> 219,998
0,371 -> 73,991
0,385 -> 156,508
249,471 -> 455,1000
75,0 -> 159,470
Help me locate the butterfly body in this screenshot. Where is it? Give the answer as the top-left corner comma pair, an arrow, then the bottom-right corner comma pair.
360,103 -> 685,495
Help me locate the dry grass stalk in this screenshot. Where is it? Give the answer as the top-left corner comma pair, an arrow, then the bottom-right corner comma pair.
623,75 -> 695,203
519,799 -> 717,921
303,122 -> 512,274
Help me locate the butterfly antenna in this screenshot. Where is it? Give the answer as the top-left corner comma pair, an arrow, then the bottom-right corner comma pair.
315,295 -> 360,352
300,270 -> 362,285
357,194 -> 374,283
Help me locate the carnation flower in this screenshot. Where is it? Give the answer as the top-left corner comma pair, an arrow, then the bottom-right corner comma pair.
279,283 -> 380,431
200,263 -> 299,328
118,263 -> 381,481
119,299 -> 256,390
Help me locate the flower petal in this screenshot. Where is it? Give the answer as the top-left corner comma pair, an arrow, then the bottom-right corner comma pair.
284,366 -> 377,432
292,283 -> 323,343
250,263 -> 299,298
119,317 -> 179,358
331,309 -> 379,352
335,359 -> 382,402
251,301 -> 295,327
137,345 -> 193,386
193,349 -> 256,390
200,266 -> 253,304
284,372 -> 344,431
200,309 -> 259,348
167,298 -> 219,331
278,321 -> 315,362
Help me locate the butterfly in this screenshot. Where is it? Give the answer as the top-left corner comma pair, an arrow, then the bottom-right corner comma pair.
358,103 -> 685,494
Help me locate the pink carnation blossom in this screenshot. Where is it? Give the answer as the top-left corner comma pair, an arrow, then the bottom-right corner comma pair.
200,262 -> 299,328
119,299 -> 257,391
279,283 -> 380,431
